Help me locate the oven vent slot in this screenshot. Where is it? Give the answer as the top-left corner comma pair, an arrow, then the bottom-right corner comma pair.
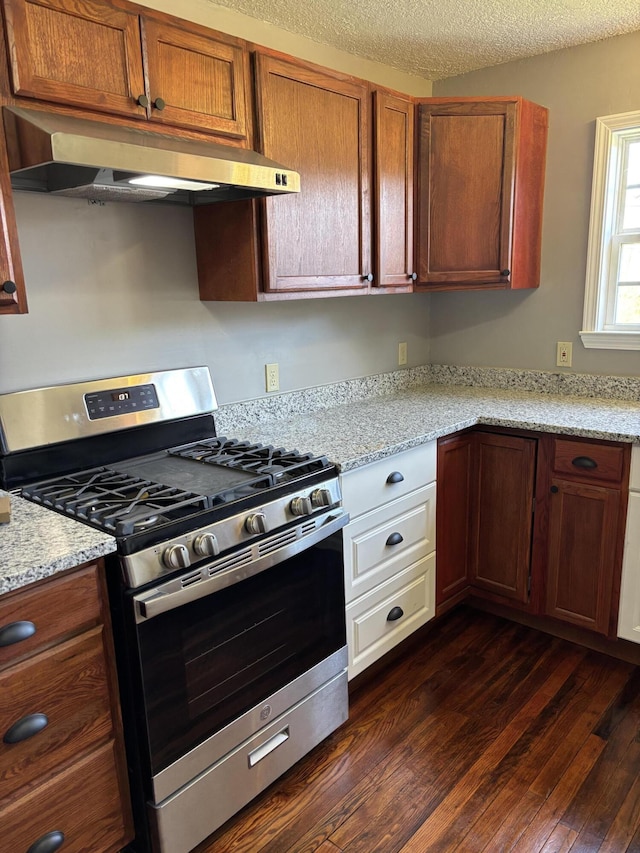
257,529 -> 298,556
180,569 -> 203,588
207,547 -> 253,575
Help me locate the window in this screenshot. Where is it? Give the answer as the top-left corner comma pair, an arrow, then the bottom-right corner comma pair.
581,110 -> 640,350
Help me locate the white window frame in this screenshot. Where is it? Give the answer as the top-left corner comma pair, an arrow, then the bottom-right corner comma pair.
580,110 -> 640,350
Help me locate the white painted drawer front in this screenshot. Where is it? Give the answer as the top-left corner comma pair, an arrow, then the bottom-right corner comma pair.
344,484 -> 436,602
346,553 -> 435,679
341,441 -> 436,520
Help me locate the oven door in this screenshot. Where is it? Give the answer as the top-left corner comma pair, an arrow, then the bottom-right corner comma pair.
129,511 -> 348,804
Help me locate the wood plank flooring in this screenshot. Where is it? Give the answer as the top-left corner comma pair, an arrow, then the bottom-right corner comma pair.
195,606 -> 640,853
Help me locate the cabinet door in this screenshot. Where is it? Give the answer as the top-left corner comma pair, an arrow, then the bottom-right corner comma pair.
436,433 -> 473,608
141,18 -> 249,139
2,0 -> 147,118
0,130 -> 26,314
416,97 -> 547,290
470,432 -> 536,603
255,53 -> 372,294
546,478 -> 620,635
373,90 -> 414,290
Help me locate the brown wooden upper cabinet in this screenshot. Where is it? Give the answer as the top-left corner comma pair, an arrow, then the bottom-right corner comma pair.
1,0 -> 250,139
415,97 -> 548,291
195,60 -> 417,301
373,90 -> 415,291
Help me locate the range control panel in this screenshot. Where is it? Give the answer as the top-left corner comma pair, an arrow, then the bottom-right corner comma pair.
85,384 -> 159,419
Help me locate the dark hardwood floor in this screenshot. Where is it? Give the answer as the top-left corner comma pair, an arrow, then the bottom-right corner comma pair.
195,606 -> 640,852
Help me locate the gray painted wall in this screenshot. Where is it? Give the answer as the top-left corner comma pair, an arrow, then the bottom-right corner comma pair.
431,30 -> 640,377
0,193 -> 431,401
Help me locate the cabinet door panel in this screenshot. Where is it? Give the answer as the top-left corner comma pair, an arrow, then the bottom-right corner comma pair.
373,90 -> 414,290
436,433 -> 473,606
470,433 -> 536,603
417,101 -> 515,286
2,0 -> 146,117
142,19 -> 248,138
546,479 -> 620,634
255,55 -> 371,293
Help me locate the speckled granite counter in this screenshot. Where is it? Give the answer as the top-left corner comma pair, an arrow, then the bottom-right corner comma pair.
0,490 -> 117,595
220,384 -> 640,472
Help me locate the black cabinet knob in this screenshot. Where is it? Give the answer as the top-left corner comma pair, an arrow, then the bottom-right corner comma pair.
387,606 -> 404,622
550,485 -> 559,493
136,94 -> 149,108
0,620 -> 36,647
2,280 -> 17,294
500,269 -> 511,277
386,471 -> 404,484
408,272 -> 417,281
363,273 -> 373,282
4,713 -> 49,744
385,532 -> 404,547
153,97 -> 166,111
26,831 -> 65,853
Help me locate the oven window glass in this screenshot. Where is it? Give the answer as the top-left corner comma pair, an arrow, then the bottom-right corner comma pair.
136,531 -> 346,774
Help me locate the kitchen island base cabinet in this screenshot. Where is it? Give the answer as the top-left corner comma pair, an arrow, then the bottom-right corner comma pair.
341,442 -> 436,679
0,561 -> 133,853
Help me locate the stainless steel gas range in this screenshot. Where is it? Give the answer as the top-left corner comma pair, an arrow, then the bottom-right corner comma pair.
0,367 -> 349,853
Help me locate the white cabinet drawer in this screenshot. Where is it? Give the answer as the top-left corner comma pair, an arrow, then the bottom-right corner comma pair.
343,484 -> 435,602
346,553 -> 435,679
341,441 -> 436,520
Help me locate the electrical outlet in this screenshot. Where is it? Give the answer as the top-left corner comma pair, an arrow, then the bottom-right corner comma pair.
398,342 -> 408,366
265,363 -> 279,393
556,342 -> 573,367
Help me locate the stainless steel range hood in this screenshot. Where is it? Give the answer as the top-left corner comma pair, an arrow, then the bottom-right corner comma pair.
3,106 -> 300,205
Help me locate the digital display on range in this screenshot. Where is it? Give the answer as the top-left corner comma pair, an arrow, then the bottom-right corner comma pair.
85,384 -> 159,419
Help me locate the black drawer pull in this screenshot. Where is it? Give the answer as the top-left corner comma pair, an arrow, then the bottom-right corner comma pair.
4,713 -> 49,744
387,606 -> 404,622
386,471 -> 404,484
572,456 -> 598,470
26,831 -> 65,853
385,532 -> 404,547
550,485 -> 559,493
0,620 -> 36,647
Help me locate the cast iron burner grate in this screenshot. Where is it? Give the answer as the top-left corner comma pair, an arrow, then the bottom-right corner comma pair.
22,468 -> 211,536
170,437 -> 330,481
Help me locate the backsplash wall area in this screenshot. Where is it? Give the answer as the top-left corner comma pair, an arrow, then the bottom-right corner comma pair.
0,192 -> 432,402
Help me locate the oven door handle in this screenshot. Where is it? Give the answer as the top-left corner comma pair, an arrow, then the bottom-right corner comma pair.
133,511 -> 349,621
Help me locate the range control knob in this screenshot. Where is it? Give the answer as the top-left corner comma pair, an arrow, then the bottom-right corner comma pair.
311,488 -> 333,508
290,495 -> 313,516
245,512 -> 268,535
193,533 -> 219,558
162,543 -> 190,570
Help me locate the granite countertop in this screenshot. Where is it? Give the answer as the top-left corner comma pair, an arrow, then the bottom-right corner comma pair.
0,490 -> 117,595
225,384 -> 640,471
3,377 -> 639,596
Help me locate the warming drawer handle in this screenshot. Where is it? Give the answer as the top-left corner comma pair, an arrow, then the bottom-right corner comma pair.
386,471 -> 405,484
0,620 -> 36,647
572,456 -> 598,470
387,606 -> 404,622
386,532 -> 404,547
4,713 -> 49,744
248,727 -> 290,768
26,831 -> 65,853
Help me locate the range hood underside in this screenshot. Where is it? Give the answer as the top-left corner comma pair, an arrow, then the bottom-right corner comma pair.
4,106 -> 300,205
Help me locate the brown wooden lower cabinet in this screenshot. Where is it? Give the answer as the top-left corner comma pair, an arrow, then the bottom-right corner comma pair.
436,429 -> 630,638
0,561 -> 133,853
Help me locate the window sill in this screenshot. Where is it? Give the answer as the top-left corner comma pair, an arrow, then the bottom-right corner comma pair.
579,330 -> 640,350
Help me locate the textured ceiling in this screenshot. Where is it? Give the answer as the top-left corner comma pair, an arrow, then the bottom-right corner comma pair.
208,0 -> 640,79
